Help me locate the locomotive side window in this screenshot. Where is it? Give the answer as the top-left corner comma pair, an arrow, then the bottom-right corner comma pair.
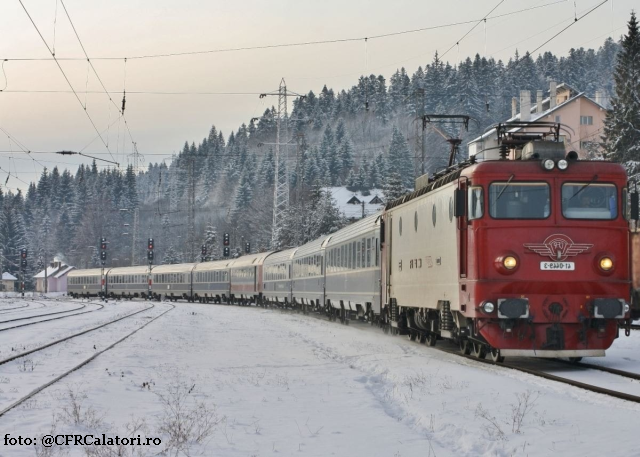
562,183 -> 617,220
489,182 -> 549,219
468,186 -> 484,220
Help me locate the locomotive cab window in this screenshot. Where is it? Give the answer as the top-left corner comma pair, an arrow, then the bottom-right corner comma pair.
489,182 -> 550,219
562,183 -> 617,220
468,186 -> 484,220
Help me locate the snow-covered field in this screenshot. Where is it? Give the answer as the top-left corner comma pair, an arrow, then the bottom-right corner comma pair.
0,298 -> 639,456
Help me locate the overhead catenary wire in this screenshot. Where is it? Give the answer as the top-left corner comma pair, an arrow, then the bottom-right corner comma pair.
58,0 -> 136,164
528,0 -> 609,55
2,1 -> 566,62
440,0 -> 506,59
16,0 -> 117,165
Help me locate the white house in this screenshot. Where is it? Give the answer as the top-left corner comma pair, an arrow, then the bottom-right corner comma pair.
33,261 -> 75,293
1,272 -> 18,292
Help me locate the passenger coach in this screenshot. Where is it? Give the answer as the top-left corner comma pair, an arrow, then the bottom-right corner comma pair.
324,214 -> 381,323
192,260 -> 230,303
263,248 -> 297,306
106,265 -> 150,299
68,268 -> 106,298
151,263 -> 195,301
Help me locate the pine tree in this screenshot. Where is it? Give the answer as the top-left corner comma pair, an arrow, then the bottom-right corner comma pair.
383,172 -> 405,202
339,140 -> 355,181
201,223 -> 219,261
386,127 -> 414,188
603,12 -> 640,164
163,246 -> 182,264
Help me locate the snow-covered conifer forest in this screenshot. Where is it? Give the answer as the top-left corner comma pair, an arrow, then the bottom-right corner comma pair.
1,34 -> 636,281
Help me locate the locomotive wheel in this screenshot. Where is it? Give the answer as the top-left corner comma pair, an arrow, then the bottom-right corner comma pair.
459,339 -> 471,355
568,357 -> 583,363
489,348 -> 505,363
425,333 -> 437,347
472,342 -> 487,359
419,333 -> 427,344
408,332 -> 417,341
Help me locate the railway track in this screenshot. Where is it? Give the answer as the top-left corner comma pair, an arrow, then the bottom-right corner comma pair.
262,304 -> 640,404
0,302 -> 105,332
0,303 -> 174,418
0,302 -> 88,324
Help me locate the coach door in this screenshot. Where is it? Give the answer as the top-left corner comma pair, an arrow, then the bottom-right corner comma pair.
456,179 -> 468,278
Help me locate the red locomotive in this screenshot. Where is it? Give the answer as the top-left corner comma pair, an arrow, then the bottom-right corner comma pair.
381,122 -> 636,361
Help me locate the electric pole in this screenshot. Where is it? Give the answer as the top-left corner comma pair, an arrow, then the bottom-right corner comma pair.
259,79 -> 304,249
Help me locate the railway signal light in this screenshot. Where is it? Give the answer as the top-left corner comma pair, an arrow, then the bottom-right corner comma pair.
148,238 -> 154,250
223,233 -> 230,246
245,242 -> 250,254
100,238 -> 107,251
201,245 -> 207,256
223,247 -> 230,257
20,249 -> 27,268
100,250 -> 107,261
148,250 -> 154,261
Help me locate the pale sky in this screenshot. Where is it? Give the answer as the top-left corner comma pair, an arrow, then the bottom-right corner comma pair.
0,0 -> 636,190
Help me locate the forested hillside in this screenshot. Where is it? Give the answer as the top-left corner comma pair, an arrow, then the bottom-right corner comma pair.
0,39 -> 622,279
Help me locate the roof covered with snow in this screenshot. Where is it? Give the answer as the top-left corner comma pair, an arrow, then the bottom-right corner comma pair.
34,263 -> 74,279
1,272 -> 17,281
468,91 -> 606,146
324,187 -> 385,220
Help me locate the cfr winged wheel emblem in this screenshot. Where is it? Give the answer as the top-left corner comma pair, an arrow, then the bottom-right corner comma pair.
524,234 -> 593,261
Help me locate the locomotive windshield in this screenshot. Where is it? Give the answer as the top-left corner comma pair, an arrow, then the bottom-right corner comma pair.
562,183 -> 618,220
489,182 -> 550,219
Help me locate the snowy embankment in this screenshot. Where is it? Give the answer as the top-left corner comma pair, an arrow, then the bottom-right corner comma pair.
0,301 -> 638,456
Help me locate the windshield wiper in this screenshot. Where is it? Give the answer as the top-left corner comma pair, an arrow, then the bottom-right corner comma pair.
570,174 -> 598,200
495,174 -> 515,201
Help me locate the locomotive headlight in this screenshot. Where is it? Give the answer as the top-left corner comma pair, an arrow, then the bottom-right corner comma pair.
557,159 -> 569,170
599,257 -> 613,271
503,256 -> 518,270
542,159 -> 555,170
481,302 -> 495,313
625,303 -> 631,314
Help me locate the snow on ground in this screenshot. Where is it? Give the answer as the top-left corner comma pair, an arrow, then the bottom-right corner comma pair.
0,302 -> 639,456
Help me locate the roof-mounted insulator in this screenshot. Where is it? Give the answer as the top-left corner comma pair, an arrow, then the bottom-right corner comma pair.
121,91 -> 126,115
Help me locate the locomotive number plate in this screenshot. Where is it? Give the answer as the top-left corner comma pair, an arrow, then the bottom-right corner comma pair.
540,261 -> 575,270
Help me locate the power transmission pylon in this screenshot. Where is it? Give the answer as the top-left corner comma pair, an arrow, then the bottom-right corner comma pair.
186,159 -> 196,262
128,142 -> 144,266
259,79 -> 304,249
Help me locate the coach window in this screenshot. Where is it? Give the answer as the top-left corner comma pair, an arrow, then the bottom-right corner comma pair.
366,238 -> 371,267
489,182 -> 549,219
375,238 -> 379,266
432,204 -> 437,227
468,186 -> 484,220
562,183 -> 617,220
399,217 -> 403,236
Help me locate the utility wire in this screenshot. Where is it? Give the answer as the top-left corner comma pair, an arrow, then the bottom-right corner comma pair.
529,0 -> 609,55
3,1 -> 565,62
58,0 -> 134,161
16,0 -> 116,164
440,0 -> 506,59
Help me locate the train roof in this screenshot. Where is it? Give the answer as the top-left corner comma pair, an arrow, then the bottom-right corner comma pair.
264,247 -> 298,264
151,263 -> 196,274
107,265 -> 151,275
192,259 -> 233,271
293,235 -> 332,258
325,213 -> 381,247
227,251 -> 273,268
68,268 -> 107,277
